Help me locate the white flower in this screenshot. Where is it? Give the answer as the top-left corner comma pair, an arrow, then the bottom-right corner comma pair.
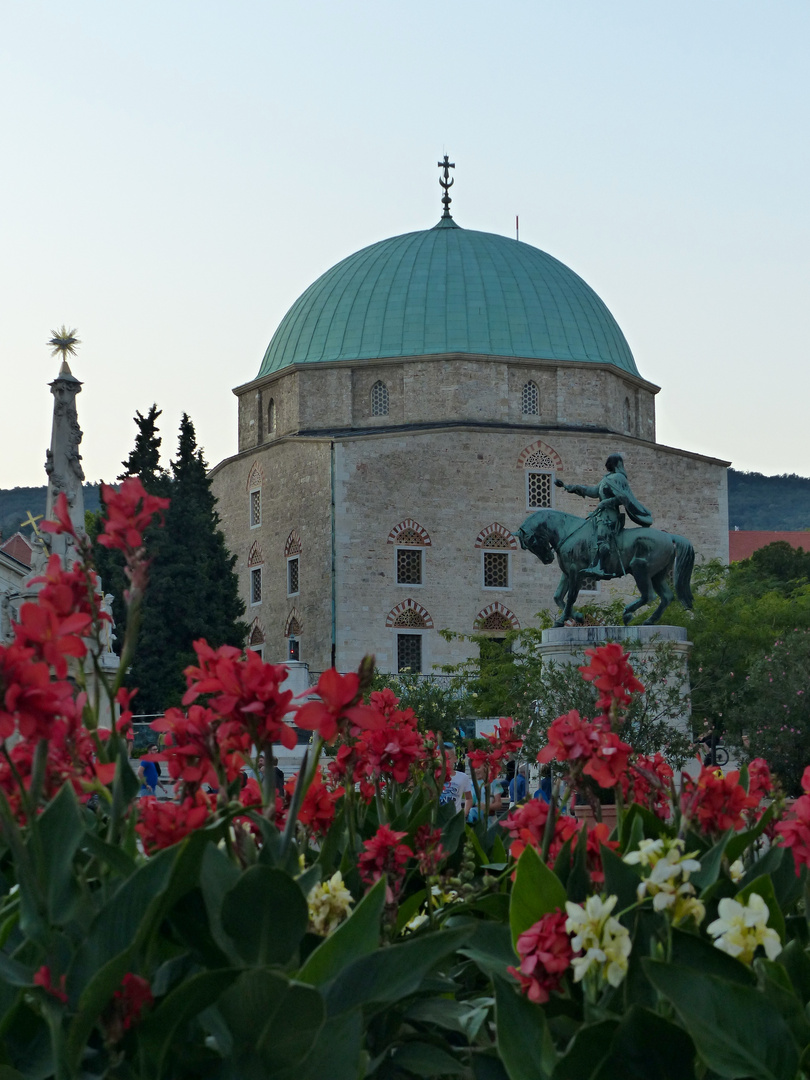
402,911 -> 429,933
565,895 -> 632,992
729,859 -> 744,884
624,837 -> 704,927
307,871 -> 354,936
707,893 -> 782,964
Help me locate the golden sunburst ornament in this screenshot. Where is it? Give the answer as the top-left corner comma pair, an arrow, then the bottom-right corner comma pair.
47,325 -> 81,361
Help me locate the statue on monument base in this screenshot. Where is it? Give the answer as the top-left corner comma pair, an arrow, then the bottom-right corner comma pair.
516,452 -> 694,627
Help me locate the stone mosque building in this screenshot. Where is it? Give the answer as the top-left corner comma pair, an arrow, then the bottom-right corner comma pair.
209,165 -> 729,675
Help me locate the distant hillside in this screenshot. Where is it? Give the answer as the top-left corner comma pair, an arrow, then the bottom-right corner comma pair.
0,484 -> 101,542
728,469 -> 810,531
1,470 -> 807,539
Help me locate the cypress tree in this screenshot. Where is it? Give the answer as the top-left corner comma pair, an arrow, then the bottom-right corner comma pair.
125,413 -> 247,711
95,408 -> 247,713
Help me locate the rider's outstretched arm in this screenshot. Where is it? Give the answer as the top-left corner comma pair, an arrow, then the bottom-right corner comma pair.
555,480 -> 600,499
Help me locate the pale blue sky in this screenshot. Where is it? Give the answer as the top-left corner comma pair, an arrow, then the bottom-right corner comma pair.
2,1 -> 808,486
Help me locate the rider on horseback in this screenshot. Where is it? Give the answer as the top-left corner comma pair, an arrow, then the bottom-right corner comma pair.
554,453 -> 653,580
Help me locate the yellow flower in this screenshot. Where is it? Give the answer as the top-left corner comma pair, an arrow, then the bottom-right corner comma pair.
307,871 -> 354,936
729,859 -> 744,884
707,893 -> 781,965
565,895 -> 632,993
624,837 -> 704,927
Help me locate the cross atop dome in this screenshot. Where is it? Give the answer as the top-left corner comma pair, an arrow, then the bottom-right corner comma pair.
438,155 -> 455,218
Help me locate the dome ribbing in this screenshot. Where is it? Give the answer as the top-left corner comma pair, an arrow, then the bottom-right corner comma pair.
258,219 -> 639,378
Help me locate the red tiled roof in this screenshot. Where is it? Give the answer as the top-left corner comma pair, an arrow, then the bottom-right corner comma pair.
728,531 -> 810,562
0,532 -> 33,567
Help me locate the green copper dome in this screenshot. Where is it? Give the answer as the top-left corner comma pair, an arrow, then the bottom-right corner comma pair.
258,218 -> 639,378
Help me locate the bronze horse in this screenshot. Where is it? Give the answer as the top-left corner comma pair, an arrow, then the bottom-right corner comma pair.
517,509 -> 694,626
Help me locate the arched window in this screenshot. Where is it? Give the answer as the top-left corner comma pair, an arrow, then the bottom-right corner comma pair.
247,619 -> 265,658
524,450 -> 555,510
286,612 -> 302,661
268,398 -> 276,434
371,381 -> 389,417
521,381 -> 540,416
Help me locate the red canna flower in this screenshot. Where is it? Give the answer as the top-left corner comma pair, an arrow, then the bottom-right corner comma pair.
0,643 -> 78,740
537,709 -> 602,767
33,965 -> 68,1003
413,824 -> 447,877
13,601 -> 90,679
621,753 -> 673,819
183,640 -> 297,751
135,791 -> 211,854
112,973 -> 153,1030
295,668 -> 386,742
681,765 -> 759,834
509,910 -> 573,1003
288,768 -> 343,837
582,730 -> 632,789
96,478 -> 170,553
579,643 -> 645,712
357,824 -> 413,888
39,492 -> 78,540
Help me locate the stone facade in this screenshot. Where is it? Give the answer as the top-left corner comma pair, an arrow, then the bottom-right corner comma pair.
210,353 -> 728,675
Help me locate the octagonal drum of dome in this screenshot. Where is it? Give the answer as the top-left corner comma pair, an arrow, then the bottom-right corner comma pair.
258,217 -> 639,379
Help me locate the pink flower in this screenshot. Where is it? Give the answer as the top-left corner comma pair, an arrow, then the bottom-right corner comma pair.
357,825 -> 412,889
508,911 -> 573,1003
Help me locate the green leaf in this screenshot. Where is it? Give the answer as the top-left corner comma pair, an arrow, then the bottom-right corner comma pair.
32,782 -> 84,925
221,865 -> 308,967
619,803 -> 669,851
566,822 -> 591,903
138,969 -> 240,1080
218,970 -> 325,1073
552,1020 -> 618,1080
323,926 -> 472,1015
593,1005 -> 696,1080
644,960 -> 799,1080
737,874 -> 786,943
771,846 -> 804,911
391,1042 -> 468,1075
395,888 -> 426,933
458,921 -> 517,979
495,977 -> 556,1080
600,844 -> 642,916
274,1010 -> 363,1080
510,844 -> 567,949
299,877 -> 384,985
691,830 -> 732,891
755,960 -> 810,1048
441,809 -> 467,857
726,803 -> 775,863
669,927 -> 754,985
491,833 -> 508,864
199,842 -> 241,961
80,830 -> 137,878
778,938 -> 810,1001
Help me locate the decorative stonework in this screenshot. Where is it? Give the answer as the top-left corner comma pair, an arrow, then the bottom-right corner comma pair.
248,618 -> 265,646
517,440 -> 563,471
285,608 -> 302,637
474,603 -> 520,631
475,522 -> 517,550
388,519 -> 431,545
284,529 -> 302,557
44,362 -> 86,559
246,460 -> 265,492
247,541 -> 263,566
385,599 -> 434,629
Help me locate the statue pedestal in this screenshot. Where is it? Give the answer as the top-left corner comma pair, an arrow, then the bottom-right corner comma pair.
537,625 -> 694,755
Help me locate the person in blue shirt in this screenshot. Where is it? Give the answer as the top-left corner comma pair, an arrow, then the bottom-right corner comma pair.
138,744 -> 168,797
509,765 -> 528,804
534,764 -> 552,804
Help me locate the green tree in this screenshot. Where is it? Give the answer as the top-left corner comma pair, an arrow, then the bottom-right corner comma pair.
126,414 -> 247,711
93,408 -> 247,713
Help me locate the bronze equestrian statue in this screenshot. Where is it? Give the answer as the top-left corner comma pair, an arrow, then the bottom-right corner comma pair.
516,453 -> 694,627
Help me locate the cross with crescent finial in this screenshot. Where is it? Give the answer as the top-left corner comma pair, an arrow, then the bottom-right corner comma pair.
21,511 -> 44,536
438,155 -> 455,218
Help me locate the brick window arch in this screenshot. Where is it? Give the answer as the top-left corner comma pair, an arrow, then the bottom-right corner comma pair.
248,620 -> 265,647
387,519 -> 431,546
285,608 -> 302,637
475,523 -> 517,550
518,440 -> 562,511
246,461 -> 265,491
521,381 -> 540,416
284,530 -> 302,557
474,603 -> 520,632
248,540 -> 264,566
371,380 -> 389,417
385,600 -> 434,629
